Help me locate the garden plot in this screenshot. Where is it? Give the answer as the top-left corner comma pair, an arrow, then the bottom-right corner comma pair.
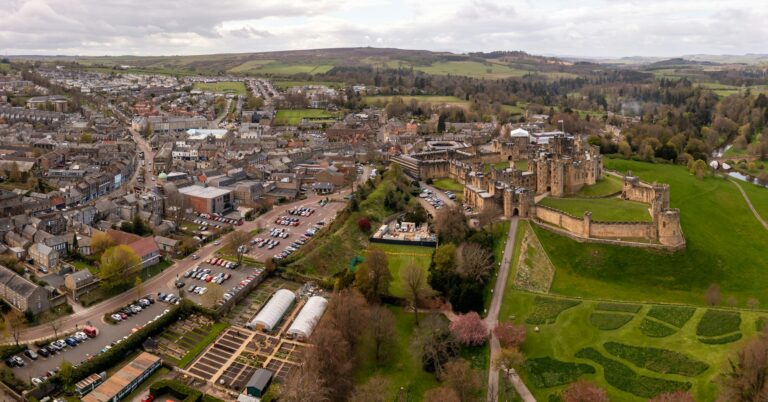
156,315 -> 214,365
186,327 -> 252,382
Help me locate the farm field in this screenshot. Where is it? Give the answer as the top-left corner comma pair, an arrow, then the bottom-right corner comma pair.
363,95 -> 470,108
414,61 -> 528,79
537,158 -> 768,305
368,243 -> 433,298
573,175 -> 624,197
498,291 -> 762,402
272,108 -> 337,125
238,61 -> 334,75
537,196 -> 652,222
192,81 -> 247,95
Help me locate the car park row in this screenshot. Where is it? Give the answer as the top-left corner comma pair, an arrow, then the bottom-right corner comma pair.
110,296 -> 155,323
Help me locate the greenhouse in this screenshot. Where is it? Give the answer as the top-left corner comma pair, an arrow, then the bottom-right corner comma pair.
287,296 -> 328,341
247,289 -> 296,332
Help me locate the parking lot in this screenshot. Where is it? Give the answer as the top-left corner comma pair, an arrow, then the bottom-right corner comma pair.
179,260 -> 265,308
247,199 -> 346,262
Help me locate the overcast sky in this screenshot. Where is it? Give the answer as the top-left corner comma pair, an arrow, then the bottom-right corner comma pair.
1,0 -> 767,58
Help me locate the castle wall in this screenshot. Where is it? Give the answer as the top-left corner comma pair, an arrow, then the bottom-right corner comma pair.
590,221 -> 656,239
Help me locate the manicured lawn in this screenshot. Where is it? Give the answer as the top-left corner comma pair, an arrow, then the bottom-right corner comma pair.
431,178 -> 464,192
355,307 -> 440,400
538,159 -> 768,306
372,244 -> 433,298
192,81 -> 247,95
273,108 -> 337,125
499,291 -> 762,402
537,196 -> 652,222
484,221 -> 511,310
574,175 -> 623,197
515,160 -> 529,171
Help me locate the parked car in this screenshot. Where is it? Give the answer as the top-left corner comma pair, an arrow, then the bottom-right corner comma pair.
111,313 -> 123,322
31,377 -> 44,386
25,350 -> 38,360
37,347 -> 50,358
65,337 -> 78,347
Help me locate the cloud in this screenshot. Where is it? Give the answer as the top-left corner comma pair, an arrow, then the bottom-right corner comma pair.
0,0 -> 766,57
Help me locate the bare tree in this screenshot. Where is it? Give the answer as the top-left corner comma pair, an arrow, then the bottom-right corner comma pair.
443,358 -> 483,402
563,381 -> 609,402
435,205 -> 470,243
424,387 -> 461,402
49,318 -> 62,341
457,243 -> 494,282
369,305 -> 396,364
165,189 -> 190,230
719,333 -> 768,401
201,283 -> 224,308
413,314 -> 459,376
494,347 -> 526,372
402,263 -> 431,325
227,231 -> 251,265
494,321 -> 527,348
306,324 -> 355,400
706,283 -> 722,306
348,375 -> 390,402
476,203 -> 501,228
6,311 -> 25,346
325,289 -> 370,349
355,247 -> 392,303
279,363 -> 330,402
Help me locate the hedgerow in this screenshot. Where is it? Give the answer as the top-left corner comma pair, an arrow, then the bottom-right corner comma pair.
603,342 -> 708,376
589,313 -> 634,330
639,319 -> 676,338
575,347 -> 691,398
647,305 -> 696,328
696,310 -> 741,337
524,356 -> 595,388
595,303 -> 642,313
526,296 -> 581,325
699,333 -> 743,345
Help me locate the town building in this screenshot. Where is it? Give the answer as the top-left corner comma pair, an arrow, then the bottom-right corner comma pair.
178,185 -> 234,214
82,352 -> 162,402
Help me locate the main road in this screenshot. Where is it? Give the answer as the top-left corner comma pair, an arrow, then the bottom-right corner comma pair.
15,190 -> 348,342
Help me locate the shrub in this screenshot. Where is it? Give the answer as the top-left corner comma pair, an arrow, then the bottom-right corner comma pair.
0,344 -> 27,360
647,305 -> 696,328
603,342 -> 709,376
574,347 -> 691,398
449,311 -> 488,346
357,217 -> 371,233
524,357 -> 595,388
589,313 -> 634,330
640,319 -> 676,338
494,321 -> 526,348
595,303 -> 641,313
696,309 -> 741,337
699,333 -> 743,345
526,296 -> 581,325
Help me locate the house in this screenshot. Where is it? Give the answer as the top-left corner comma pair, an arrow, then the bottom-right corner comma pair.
0,265 -> 52,314
154,236 -> 179,255
245,369 -> 273,398
127,237 -> 161,269
28,242 -> 59,273
64,269 -> 99,300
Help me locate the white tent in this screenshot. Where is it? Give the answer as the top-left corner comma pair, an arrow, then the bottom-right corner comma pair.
247,289 -> 296,332
510,128 -> 530,138
287,296 -> 328,341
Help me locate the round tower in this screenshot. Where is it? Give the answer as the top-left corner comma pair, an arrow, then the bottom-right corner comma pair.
658,209 -> 684,248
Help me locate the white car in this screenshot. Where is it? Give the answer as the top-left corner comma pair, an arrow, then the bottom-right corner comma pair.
111,313 -> 122,322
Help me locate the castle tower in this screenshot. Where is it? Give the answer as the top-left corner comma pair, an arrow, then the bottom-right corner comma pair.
658,209 -> 685,248
536,156 -> 550,194
550,159 -> 565,197
519,189 -> 535,217
503,188 -> 513,217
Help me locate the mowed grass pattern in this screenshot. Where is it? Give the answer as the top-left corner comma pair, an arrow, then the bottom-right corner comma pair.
538,196 -> 652,222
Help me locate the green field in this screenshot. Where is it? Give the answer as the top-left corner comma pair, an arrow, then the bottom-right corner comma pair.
243,61 -> 333,75
537,159 -> 768,305
498,291 -> 760,402
431,178 -> 464,193
273,80 -> 343,89
537,196 -> 651,222
414,61 -> 528,79
363,95 -> 470,108
192,81 -> 247,95
574,175 -> 623,197
371,244 -> 434,298
273,108 -> 337,125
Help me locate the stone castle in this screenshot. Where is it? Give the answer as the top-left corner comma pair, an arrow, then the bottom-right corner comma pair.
392,129 -> 685,250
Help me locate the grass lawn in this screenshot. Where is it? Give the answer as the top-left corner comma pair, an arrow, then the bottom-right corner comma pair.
192,81 -> 247,95
484,221 -> 511,310
431,178 -> 464,192
175,322 -> 229,368
738,180 -> 768,220
363,95 -> 470,108
499,291 -> 761,402
537,196 -> 652,222
574,175 -> 623,197
273,80 -> 343,89
355,307 -> 440,400
273,108 -> 337,125
371,244 -> 433,298
537,158 -> 768,306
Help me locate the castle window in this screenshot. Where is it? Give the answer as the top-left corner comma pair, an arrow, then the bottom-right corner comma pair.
663,222 -> 666,228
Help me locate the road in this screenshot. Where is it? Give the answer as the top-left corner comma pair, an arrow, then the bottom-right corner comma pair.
729,177 -> 768,231
484,217 -> 535,402
129,128 -> 156,184
15,190 -> 348,343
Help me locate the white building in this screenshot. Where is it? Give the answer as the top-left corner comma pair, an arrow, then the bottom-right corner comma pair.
287,296 -> 328,341
247,289 -> 296,332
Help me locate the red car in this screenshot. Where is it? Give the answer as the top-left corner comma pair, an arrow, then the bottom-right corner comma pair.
141,394 -> 155,402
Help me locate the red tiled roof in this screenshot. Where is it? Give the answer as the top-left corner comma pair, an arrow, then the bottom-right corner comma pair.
128,237 -> 159,258
106,229 -> 142,245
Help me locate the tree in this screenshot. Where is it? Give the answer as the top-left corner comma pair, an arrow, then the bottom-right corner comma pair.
49,318 -> 62,340
307,324 -> 355,400
450,311 -> 488,346
227,231 -> 251,265
279,363 -> 330,402
59,360 -> 75,390
134,276 -> 144,299
442,358 -> 482,402
433,243 -> 457,272
355,247 -> 392,303
402,263 -> 431,325
325,289 -> 370,349
415,314 -> 459,375
718,333 -> 768,401
563,381 -> 610,402
690,159 -> 708,180
435,205 -> 470,243
706,283 -> 722,306
166,189 -> 189,229
476,203 -> 501,228
494,347 -> 526,372
457,243 -> 493,282
424,387 -> 461,402
748,298 -> 760,309
494,321 -> 527,348
357,217 -> 371,233
348,375 -> 390,402
5,311 -> 25,346
202,283 -> 224,308
369,305 -> 396,364
91,232 -> 116,256
99,245 -> 140,289
649,391 -> 695,402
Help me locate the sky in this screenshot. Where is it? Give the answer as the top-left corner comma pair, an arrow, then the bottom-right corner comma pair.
1,0 -> 767,58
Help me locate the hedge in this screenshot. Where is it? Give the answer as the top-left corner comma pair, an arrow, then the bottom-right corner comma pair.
575,347 -> 691,398
595,303 -> 642,314
524,356 -> 595,388
639,319 -> 676,338
0,344 -> 27,360
589,313 -> 634,330
697,310 -> 741,337
699,333 -> 743,345
149,379 -> 224,402
646,305 -> 696,328
603,342 -> 709,377
526,296 -> 581,325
